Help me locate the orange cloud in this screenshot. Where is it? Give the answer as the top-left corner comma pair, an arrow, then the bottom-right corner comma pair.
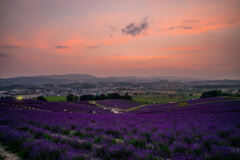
0,36 -> 27,48
160,14 -> 240,35
0,29 -> 57,50
158,47 -> 203,52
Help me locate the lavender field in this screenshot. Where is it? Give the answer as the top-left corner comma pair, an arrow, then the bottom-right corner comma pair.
0,98 -> 240,160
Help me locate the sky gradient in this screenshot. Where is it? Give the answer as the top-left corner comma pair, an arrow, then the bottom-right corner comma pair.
0,0 -> 240,79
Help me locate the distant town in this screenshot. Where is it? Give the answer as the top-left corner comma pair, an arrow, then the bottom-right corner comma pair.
0,74 -> 239,103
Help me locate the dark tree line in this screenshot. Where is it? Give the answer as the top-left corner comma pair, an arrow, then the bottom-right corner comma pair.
66,94 -> 79,102
200,90 -> 232,98
36,96 -> 47,101
33,93 -> 131,102
67,93 -> 132,102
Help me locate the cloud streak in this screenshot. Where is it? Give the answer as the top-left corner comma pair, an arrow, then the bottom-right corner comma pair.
0,45 -> 20,49
122,18 -> 149,36
0,52 -> 10,58
55,45 -> 68,49
168,25 -> 193,30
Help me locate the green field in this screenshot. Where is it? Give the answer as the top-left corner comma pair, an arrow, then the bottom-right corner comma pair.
45,96 -> 66,102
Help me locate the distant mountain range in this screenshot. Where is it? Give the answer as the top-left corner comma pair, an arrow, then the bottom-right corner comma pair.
0,74 -> 239,86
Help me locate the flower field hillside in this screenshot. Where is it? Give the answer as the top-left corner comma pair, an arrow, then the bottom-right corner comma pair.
0,98 -> 240,160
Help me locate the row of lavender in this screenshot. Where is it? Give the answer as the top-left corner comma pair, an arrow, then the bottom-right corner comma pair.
0,98 -> 110,113
130,101 -> 240,114
94,97 -> 231,110
129,97 -> 233,113
0,99 -> 240,159
0,97 -> 230,112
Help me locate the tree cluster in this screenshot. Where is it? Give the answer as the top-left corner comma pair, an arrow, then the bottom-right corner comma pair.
66,94 -> 79,102
200,90 -> 231,98
36,96 -> 47,101
80,93 -> 132,101
65,93 -> 132,101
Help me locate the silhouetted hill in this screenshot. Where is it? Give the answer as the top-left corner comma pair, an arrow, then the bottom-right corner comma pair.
0,74 -> 239,87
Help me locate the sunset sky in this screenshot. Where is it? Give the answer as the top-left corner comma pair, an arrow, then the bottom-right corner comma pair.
0,0 -> 240,79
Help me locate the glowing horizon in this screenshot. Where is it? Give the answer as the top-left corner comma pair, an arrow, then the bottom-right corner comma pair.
0,0 -> 240,79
